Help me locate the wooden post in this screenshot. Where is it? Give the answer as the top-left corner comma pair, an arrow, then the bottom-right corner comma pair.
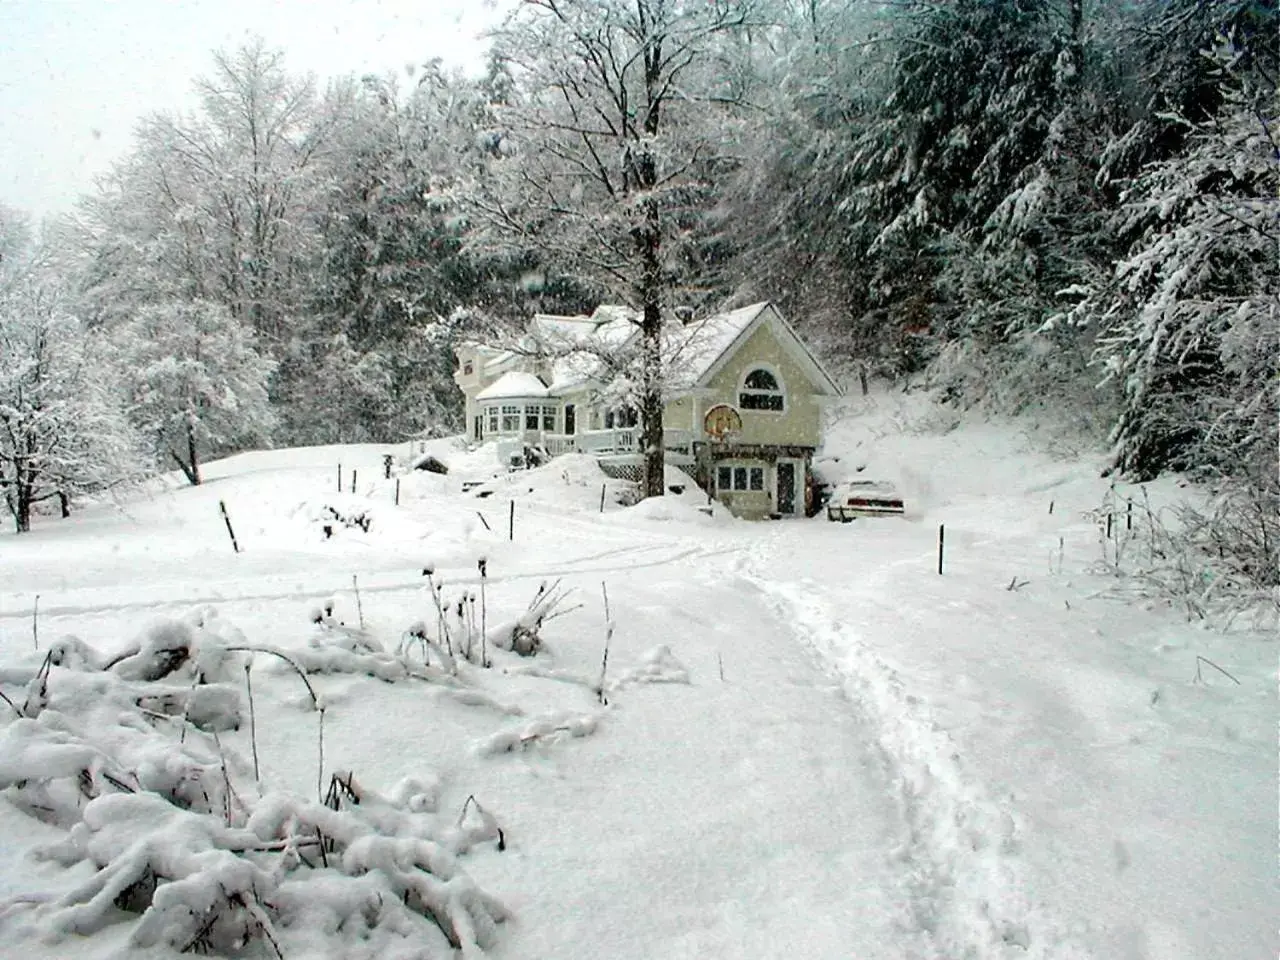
32,595 -> 39,650
508,500 -> 515,541
395,478 -> 401,506
937,523 -> 945,575
351,469 -> 357,494
1048,500 -> 1054,515
337,463 -> 342,493
476,511 -> 491,531
219,500 -> 241,553
1126,500 -> 1132,531
599,482 -> 607,513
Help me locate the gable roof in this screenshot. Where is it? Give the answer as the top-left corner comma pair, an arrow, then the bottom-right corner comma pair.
684,302 -> 842,397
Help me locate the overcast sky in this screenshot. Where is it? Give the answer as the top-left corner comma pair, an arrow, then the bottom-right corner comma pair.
0,0 -> 504,217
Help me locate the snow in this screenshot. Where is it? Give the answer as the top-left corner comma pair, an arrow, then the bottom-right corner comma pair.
475,371 -> 550,401
0,393 -> 1273,960
664,301 -> 768,389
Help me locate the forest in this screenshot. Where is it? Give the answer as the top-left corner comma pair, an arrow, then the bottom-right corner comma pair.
1,0 -> 1275,589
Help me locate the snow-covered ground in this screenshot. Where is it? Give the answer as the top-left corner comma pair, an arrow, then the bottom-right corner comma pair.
0,394 -> 1273,959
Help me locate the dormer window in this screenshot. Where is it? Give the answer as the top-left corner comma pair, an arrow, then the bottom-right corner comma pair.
740,368 -> 784,411
463,361 -> 474,375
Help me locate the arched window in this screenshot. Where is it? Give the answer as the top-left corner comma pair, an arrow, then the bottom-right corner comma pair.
740,367 -> 784,411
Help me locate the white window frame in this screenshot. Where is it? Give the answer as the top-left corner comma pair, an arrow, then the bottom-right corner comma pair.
525,405 -> 540,431
500,404 -> 520,432
541,404 -> 557,432
739,365 -> 785,413
485,405 -> 499,435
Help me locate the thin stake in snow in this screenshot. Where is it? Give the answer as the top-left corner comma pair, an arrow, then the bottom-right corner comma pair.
595,581 -> 614,704
478,558 -> 489,668
476,510 -> 491,531
219,500 -> 240,553
317,705 -> 327,803
599,482 -> 607,513
394,478 -> 400,506
937,524 -> 946,575
32,594 -> 38,650
509,500 -> 515,541
350,469 -> 357,494
1194,655 -> 1241,686
352,574 -> 364,630
1049,500 -> 1055,515
718,651 -> 725,682
337,462 -> 342,492
244,664 -> 260,787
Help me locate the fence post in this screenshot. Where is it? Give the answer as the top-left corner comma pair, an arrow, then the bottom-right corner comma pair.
219,500 -> 241,554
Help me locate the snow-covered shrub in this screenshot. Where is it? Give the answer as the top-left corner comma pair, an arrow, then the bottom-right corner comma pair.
0,609 -> 512,958
486,581 -> 577,658
1092,483 -> 1279,622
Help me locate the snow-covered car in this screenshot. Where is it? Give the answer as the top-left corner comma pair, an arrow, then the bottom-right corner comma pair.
826,479 -> 905,521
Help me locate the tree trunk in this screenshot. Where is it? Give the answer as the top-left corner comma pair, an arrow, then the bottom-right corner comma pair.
14,478 -> 32,533
640,300 -> 666,500
638,187 -> 665,500
188,424 -> 202,486
170,423 -> 202,486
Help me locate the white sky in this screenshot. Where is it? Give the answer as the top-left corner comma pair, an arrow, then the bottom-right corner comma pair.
0,0 -> 506,216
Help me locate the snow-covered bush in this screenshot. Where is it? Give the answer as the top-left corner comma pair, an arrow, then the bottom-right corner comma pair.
0,609 -> 511,958
1091,484 -> 1279,622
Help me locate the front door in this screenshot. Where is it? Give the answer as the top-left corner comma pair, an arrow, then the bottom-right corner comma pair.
776,461 -> 797,515
564,403 -> 576,436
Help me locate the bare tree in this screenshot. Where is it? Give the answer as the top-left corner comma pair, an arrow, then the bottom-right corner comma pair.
471,0 -> 759,498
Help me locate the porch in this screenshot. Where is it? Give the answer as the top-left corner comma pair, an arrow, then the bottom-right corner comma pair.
496,427 -> 696,469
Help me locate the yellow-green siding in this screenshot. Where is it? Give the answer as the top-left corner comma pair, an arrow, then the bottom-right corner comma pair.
697,317 -> 822,448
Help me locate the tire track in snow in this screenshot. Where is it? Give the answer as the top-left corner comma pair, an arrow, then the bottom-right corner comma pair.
739,544 -> 1092,960
0,541 -> 738,622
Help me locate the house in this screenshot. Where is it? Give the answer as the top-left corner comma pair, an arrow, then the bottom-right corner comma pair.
453,302 -> 842,519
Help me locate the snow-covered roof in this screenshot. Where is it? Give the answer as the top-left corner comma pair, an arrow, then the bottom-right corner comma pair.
475,371 -> 549,401
470,300 -> 839,402
664,303 -> 770,391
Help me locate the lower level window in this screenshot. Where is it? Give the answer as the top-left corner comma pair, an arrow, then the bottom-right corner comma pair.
717,464 -> 765,492
486,407 -> 499,434
501,405 -> 520,432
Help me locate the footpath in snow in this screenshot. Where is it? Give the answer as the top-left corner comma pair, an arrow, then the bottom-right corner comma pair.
743,401 -> 1276,960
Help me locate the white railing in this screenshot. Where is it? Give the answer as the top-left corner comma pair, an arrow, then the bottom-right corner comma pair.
578,428 -> 638,455
577,427 -> 693,456
495,428 -> 695,466
543,434 -> 577,456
